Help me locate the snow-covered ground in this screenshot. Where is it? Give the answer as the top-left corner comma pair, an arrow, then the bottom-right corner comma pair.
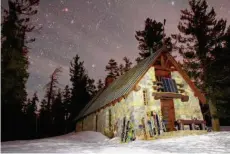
2,130 -> 230,154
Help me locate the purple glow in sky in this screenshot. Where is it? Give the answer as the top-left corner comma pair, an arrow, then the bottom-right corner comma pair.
2,0 -> 230,98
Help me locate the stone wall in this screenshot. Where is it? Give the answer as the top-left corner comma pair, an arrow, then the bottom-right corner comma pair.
171,71 -> 204,120
76,91 -> 135,137
82,114 -> 95,131
132,67 -> 162,139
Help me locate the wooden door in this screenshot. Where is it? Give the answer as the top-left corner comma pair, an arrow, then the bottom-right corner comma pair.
161,99 -> 175,131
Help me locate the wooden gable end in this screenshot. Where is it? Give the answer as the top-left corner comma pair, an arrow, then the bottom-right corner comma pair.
131,51 -> 206,104
164,53 -> 206,104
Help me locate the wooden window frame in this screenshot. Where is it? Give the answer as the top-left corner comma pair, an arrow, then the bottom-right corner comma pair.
143,89 -> 148,105
109,109 -> 112,131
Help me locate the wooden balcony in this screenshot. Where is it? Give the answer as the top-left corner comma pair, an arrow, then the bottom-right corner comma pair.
152,92 -> 189,102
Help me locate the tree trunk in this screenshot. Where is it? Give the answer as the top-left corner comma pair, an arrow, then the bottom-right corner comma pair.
208,96 -> 220,131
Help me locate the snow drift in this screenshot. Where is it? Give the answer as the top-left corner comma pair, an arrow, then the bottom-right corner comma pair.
1,131 -> 230,153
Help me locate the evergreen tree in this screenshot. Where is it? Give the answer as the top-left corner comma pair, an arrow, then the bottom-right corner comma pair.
51,89 -> 65,135
1,0 -> 39,141
62,85 -> 72,133
86,78 -> 97,98
105,59 -> 119,78
123,57 -> 132,72
135,18 -> 169,62
25,92 -> 39,138
207,26 -> 230,125
45,67 -> 62,111
22,98 -> 31,113
43,67 -> 62,135
96,79 -> 104,91
69,54 -> 91,130
174,0 -> 227,131
117,57 -> 132,76
119,64 -> 125,76
38,99 -> 49,137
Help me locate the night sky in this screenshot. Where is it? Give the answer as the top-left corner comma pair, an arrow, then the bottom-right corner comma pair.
2,0 -> 230,98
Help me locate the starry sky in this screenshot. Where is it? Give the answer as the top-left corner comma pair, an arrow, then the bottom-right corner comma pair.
2,0 -> 230,99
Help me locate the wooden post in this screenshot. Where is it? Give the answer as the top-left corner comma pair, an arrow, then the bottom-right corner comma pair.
95,114 -> 98,132
179,123 -> 184,130
191,123 -> 195,130
201,123 -> 205,130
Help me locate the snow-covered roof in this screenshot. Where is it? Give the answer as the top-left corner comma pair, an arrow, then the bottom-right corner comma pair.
75,46 -> 168,121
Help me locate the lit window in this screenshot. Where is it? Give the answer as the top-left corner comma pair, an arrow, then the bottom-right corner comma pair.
155,76 -> 178,93
161,77 -> 178,93
143,89 -> 148,105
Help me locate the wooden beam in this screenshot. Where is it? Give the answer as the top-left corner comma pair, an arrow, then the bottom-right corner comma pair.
152,92 -> 188,101
164,56 -> 170,68
161,55 -> 165,67
133,84 -> 141,91
118,97 -> 123,102
154,65 -> 172,71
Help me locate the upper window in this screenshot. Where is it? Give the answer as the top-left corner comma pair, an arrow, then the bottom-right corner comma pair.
155,76 -> 178,93
161,77 -> 178,93
143,89 -> 148,105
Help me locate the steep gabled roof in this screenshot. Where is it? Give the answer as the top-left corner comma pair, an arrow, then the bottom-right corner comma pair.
75,47 -> 165,121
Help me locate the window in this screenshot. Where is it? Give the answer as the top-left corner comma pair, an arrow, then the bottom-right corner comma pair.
155,76 -> 178,93
109,109 -> 112,131
161,77 -> 178,93
143,89 -> 148,105
155,76 -> 164,92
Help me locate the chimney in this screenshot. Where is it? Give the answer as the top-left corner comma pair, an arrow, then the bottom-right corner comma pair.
105,75 -> 115,88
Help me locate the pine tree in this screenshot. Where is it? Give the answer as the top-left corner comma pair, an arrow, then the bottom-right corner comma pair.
25,92 -> 39,138
174,0 -> 227,131
135,18 -> 169,62
117,57 -> 132,76
62,85 -> 72,133
119,64 -> 125,76
44,67 -> 62,135
105,59 -> 119,78
22,98 -> 31,113
69,54 -> 91,130
96,79 -> 104,91
207,26 -> 230,125
123,57 -> 132,72
86,78 -> 97,98
1,0 -> 39,141
45,67 -> 62,111
51,89 -> 65,135
38,99 -> 49,137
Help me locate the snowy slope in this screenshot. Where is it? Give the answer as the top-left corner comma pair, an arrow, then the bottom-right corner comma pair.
1,131 -> 230,154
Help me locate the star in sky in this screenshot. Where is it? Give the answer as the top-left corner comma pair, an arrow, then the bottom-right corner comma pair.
1,0 -> 230,99
62,7 -> 68,12
70,20 -> 74,24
